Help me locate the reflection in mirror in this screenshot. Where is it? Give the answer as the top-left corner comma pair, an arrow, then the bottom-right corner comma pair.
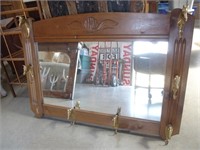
132,41 -> 168,120
38,50 -> 71,98
43,41 -> 168,121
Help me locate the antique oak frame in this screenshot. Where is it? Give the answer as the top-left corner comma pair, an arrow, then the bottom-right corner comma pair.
21,8 -> 194,142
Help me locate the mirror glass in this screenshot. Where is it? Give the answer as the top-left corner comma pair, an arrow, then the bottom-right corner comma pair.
38,43 -> 71,98
42,40 -> 168,121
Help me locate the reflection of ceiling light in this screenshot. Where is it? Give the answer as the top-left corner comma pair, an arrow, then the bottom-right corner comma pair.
54,52 -> 60,58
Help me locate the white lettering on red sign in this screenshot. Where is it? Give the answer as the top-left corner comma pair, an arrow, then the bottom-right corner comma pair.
89,44 -> 99,81
122,43 -> 132,86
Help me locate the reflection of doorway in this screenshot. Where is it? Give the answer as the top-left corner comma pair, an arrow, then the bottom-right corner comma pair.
132,41 -> 168,103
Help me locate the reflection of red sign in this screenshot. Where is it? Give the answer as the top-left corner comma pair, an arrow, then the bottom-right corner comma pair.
89,44 -> 99,81
122,43 -> 132,86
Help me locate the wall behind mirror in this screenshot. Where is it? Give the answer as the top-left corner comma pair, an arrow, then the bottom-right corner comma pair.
42,40 -> 168,121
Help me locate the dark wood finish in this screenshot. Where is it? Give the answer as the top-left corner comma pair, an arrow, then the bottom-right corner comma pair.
33,13 -> 170,42
22,9 -> 194,140
160,9 -> 195,138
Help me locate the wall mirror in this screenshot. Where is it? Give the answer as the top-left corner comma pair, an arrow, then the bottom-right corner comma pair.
21,9 -> 194,142
42,40 -> 168,122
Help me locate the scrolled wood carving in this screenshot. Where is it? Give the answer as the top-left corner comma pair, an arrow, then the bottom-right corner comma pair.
68,17 -> 118,33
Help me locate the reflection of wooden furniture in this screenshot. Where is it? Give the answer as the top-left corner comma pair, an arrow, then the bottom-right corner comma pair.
21,9 -> 194,142
0,0 -> 43,96
133,53 -> 166,103
38,43 -> 77,99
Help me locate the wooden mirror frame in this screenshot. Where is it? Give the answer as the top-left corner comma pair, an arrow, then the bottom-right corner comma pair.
21,8 -> 194,141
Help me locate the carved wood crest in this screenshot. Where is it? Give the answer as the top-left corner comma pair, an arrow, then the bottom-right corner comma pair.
68,17 -> 118,33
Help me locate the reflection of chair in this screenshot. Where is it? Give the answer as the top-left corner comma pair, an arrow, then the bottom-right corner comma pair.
40,62 -> 70,91
133,53 -> 166,103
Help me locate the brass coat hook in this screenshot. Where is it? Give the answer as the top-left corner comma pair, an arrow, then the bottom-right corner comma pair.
23,64 -> 34,83
67,101 -> 80,125
17,16 -> 30,38
177,5 -> 189,39
112,107 -> 121,134
165,124 -> 173,145
172,75 -> 181,100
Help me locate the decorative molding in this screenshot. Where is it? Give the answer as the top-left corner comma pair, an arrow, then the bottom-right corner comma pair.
173,38 -> 186,74
170,38 -> 186,100
68,17 -> 118,33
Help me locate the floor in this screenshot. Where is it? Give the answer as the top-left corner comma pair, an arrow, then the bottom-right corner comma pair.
0,27 -> 200,150
44,83 -> 163,121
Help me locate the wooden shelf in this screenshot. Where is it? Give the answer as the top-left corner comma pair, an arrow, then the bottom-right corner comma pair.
1,7 -> 40,16
0,27 -> 22,35
0,1 -> 12,6
10,75 -> 27,85
0,0 -> 42,97
1,50 -> 25,61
